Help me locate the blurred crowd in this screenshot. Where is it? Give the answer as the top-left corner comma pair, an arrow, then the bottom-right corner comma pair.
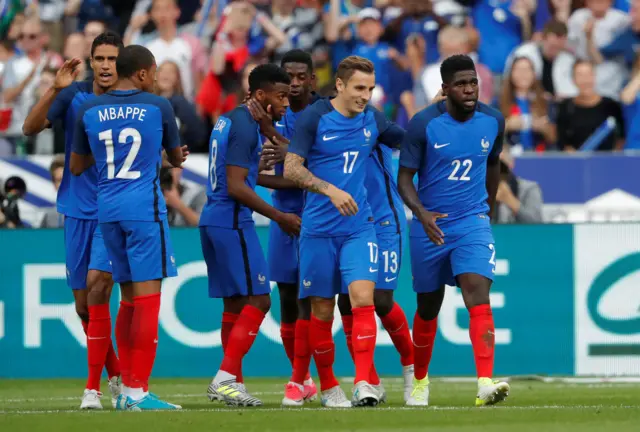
4,0 -> 640,227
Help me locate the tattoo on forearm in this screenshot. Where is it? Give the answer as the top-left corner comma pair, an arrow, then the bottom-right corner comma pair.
284,154 -> 331,194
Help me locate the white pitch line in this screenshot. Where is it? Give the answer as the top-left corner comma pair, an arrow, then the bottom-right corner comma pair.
0,392 -> 282,403
1,405 -> 639,415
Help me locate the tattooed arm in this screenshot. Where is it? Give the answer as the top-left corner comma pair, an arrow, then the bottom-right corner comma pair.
284,153 -> 358,216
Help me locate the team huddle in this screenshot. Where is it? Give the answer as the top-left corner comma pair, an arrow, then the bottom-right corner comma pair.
24,29 -> 510,411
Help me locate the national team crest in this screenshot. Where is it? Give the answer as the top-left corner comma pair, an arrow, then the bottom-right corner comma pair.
364,128 -> 372,141
481,137 -> 490,152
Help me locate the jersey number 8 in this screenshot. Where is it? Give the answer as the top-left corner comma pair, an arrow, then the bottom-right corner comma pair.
99,128 -> 142,180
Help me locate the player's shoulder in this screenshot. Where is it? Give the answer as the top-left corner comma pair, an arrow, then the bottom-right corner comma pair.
298,98 -> 332,126
413,101 -> 447,126
124,91 -> 172,109
57,80 -> 91,102
224,105 -> 256,127
475,102 -> 505,128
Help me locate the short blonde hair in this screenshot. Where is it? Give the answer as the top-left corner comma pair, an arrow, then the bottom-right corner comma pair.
336,56 -> 374,84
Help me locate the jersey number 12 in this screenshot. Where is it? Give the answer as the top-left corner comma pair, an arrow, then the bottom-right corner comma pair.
99,128 -> 142,180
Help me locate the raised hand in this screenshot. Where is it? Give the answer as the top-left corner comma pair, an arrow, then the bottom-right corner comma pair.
54,58 -> 82,90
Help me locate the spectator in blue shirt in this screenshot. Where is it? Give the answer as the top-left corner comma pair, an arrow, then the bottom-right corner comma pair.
328,7 -> 408,109
472,0 -> 533,82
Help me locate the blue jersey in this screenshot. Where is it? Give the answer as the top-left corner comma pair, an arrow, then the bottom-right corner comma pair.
399,101 -> 504,233
366,144 -> 406,235
289,99 -> 404,237
47,81 -> 98,219
199,106 -> 262,229
273,106 -> 305,213
73,89 -> 181,223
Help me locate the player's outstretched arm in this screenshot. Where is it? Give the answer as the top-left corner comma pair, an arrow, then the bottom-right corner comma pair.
257,173 -> 298,190
227,165 -> 301,235
23,58 -> 81,136
284,153 -> 358,216
486,115 -> 506,221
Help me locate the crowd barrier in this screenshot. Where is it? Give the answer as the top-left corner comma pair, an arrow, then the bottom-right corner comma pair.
1,223 -> 639,378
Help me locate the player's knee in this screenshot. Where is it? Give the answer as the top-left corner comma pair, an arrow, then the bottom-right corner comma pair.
249,294 -> 271,314
459,277 -> 491,308
87,271 -> 113,296
297,298 -> 311,320
374,291 -> 394,317
416,289 -> 445,321
337,294 -> 352,316
75,303 -> 89,323
311,298 -> 335,321
278,283 -> 298,312
348,284 -> 374,309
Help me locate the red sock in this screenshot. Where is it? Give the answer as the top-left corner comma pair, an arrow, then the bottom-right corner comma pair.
105,344 -> 120,379
220,305 -> 264,377
381,303 -> 414,366
82,320 -> 89,334
280,322 -> 296,367
221,312 -> 243,382
352,306 -> 378,385
86,304 -> 111,391
309,315 -> 339,391
291,319 -> 312,385
115,301 -> 134,387
413,313 -> 437,380
342,315 -> 379,385
130,293 -> 161,390
469,304 -> 495,378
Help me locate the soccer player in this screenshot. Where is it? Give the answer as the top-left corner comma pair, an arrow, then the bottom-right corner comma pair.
336,134 -> 414,402
70,44 -> 184,411
22,31 -> 123,410
200,63 -> 301,407
397,54 -> 510,407
284,56 -> 405,408
249,49 -> 320,406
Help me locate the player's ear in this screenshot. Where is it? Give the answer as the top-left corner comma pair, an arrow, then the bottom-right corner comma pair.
254,89 -> 266,102
336,78 -> 345,93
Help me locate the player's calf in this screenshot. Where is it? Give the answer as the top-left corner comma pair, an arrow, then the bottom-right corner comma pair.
457,273 -> 509,405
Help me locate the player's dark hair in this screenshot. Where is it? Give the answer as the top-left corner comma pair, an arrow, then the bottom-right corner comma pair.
248,63 -> 291,93
116,45 -> 156,79
336,56 -> 374,84
281,49 -> 314,72
90,31 -> 123,57
440,54 -> 476,84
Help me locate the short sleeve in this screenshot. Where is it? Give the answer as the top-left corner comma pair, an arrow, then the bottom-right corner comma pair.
72,107 -> 91,155
372,107 -> 405,147
226,113 -> 259,169
488,114 -> 505,163
1,60 -> 18,89
399,112 -> 427,170
47,85 -> 76,124
160,97 -> 181,150
288,107 -> 320,160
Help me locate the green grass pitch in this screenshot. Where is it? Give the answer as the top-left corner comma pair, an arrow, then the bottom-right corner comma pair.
1,378 -> 639,431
